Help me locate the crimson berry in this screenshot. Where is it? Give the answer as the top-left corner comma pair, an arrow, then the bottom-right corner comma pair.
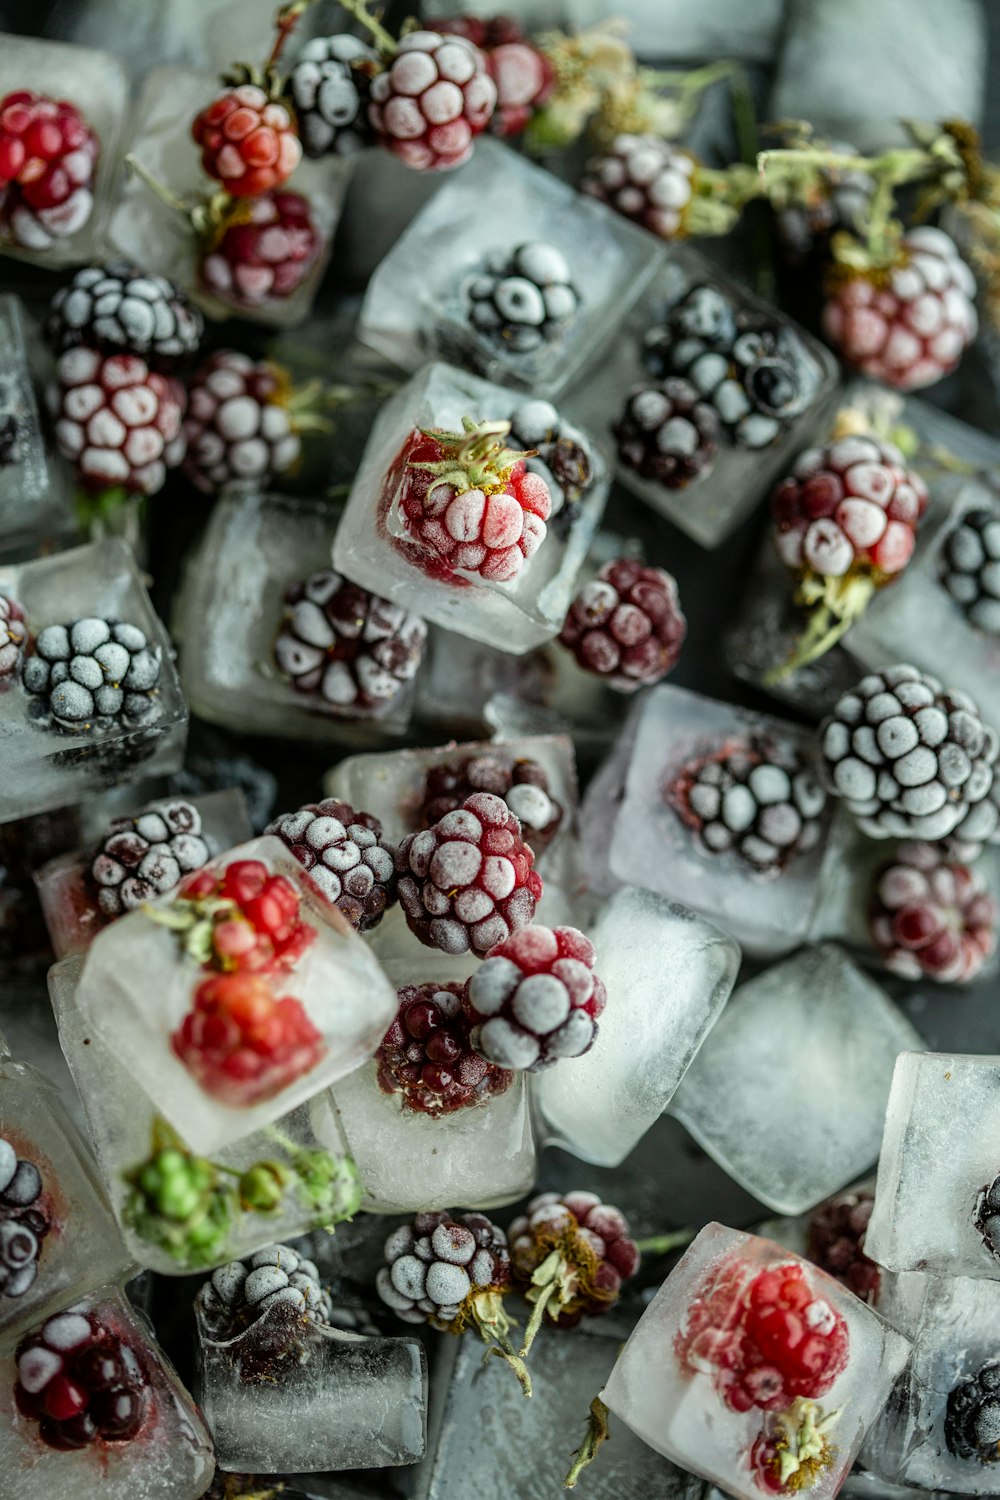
559,557 -> 686,692
368,31 -> 497,173
192,85 -> 301,197
201,191 -> 321,311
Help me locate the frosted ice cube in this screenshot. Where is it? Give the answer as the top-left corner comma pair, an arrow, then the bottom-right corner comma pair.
602,1222 -> 910,1500
108,66 -> 349,328
0,1051 -> 131,1350
195,1296 -> 426,1472
174,490 -> 419,745
564,247 -> 838,548
534,887 -> 740,1167
0,540 -> 188,825
358,136 -> 664,399
607,682 -> 834,956
74,835 -> 399,1154
670,945 -> 923,1214
332,362 -> 609,651
0,1285 -> 214,1498
0,296 -> 51,529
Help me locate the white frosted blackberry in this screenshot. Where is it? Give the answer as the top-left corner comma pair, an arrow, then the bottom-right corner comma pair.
22,617 -> 163,732
376,1210 -> 510,1329
508,397 -> 594,523
289,34 -> 378,157
89,800 -> 211,918
940,508 -> 1000,636
466,242 -> 581,354
46,260 -> 204,364
819,665 -> 999,840
196,1243 -> 333,1331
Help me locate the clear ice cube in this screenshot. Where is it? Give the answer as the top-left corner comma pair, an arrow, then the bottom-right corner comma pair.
73,835 -> 399,1155
601,1222 -> 910,1500
0,296 -> 51,530
670,944 -> 923,1214
331,362 -> 609,651
358,136 -> 664,399
534,886 -> 740,1167
0,540 -> 188,825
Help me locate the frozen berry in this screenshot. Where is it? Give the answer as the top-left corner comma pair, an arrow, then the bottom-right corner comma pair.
869,840 -> 997,983
289,34 -> 379,157
46,261 -> 203,366
0,91 -> 99,250
193,84 -> 300,197
183,351 -> 300,494
368,31 -> 497,173
49,347 -> 186,498
466,242 -> 580,354
805,1189 -> 880,1303
946,1361 -> 1000,1463
22,616 -> 164,731
89,800 -> 211,919
582,134 -> 698,240
614,377 -> 719,488
507,398 -> 595,529
419,751 -> 563,856
429,17 -> 553,137
466,923 -> 605,1072
0,594 -> 26,681
940,506 -> 1000,636
266,797 -> 397,931
377,1210 -> 510,1328
560,558 -> 686,692
200,190 -> 321,310
509,1191 -> 639,1325
14,1308 -> 148,1451
377,980 -> 513,1114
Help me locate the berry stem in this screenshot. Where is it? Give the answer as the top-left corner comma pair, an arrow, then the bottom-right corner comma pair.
563,1395 -> 611,1489
471,1290 -> 532,1397
125,154 -> 194,218
518,1276 -> 558,1358
765,571 -> 877,684
633,1228 -> 694,1256
268,0 -> 319,72
332,0 -> 397,56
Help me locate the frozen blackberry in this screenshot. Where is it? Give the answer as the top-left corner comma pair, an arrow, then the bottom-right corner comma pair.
376,981 -> 513,1115
508,398 -> 595,529
419,752 -> 563,856
196,1243 -> 333,1335
940,507 -> 1000,636
508,1191 -> 640,1328
0,593 -> 26,681
376,1211 -> 510,1329
819,665 -> 999,841
274,570 -> 427,717
948,778 -> 1000,862
559,557 -> 686,693
946,1361 -> 1000,1463
288,34 -> 379,158
0,411 -> 21,465
975,1172 -> 1000,1266
46,261 -> 204,365
265,797 -> 397,932
466,243 -> 580,353
14,1308 -> 149,1451
666,739 -> 828,875
0,1136 -> 48,1299
614,377 -> 719,489
22,617 -> 163,732
805,1189 -> 879,1303
88,800 -> 212,919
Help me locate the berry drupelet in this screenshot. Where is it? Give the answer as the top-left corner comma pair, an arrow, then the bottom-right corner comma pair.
419,751 -> 563,856
560,558 -> 686,692
23,617 -> 163,731
15,1309 -> 148,1451
265,797 -> 397,931
507,398 -> 595,529
89,800 -> 211,919
466,923 -> 605,1072
805,1189 -> 879,1303
197,1243 -> 332,1335
0,1136 -> 49,1299
50,348 -> 186,499
0,91 -> 99,250
377,1210 -> 511,1329
0,594 -> 26,681
46,261 -> 204,366
367,31 -> 497,173
614,378 -> 719,489
940,507 -> 1000,636
155,857 -> 316,979
466,242 -> 580,354
288,34 -> 379,158
582,134 -> 697,240
200,190 -> 321,310
183,351 -> 300,494
869,841 -> 998,983
376,981 -> 513,1115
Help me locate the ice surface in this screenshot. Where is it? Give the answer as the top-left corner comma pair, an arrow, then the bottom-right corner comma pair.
108,66 -> 349,329
534,887 -> 740,1167
670,945 -> 923,1214
332,362 -> 609,651
564,246 -> 838,548
571,0 -> 784,61
0,296 -> 50,527
35,788 -> 253,960
0,541 -> 188,825
74,835 -> 398,1155
195,1297 -> 426,1472
0,1285 -> 214,1499
358,136 -> 663,399
607,682 -> 834,956
602,1222 -> 910,1500
0,1055 -> 131,1350
175,490 -> 417,746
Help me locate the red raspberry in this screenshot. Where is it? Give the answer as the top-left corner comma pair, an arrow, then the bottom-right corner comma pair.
869,840 -> 998,983
508,1191 -> 639,1324
173,858 -> 316,977
750,1406 -> 837,1496
823,227 -> 978,391
395,791 -> 542,957
0,90 -> 99,249
465,923 -> 605,1072
376,980 -> 513,1114
50,348 -> 186,498
389,418 -> 551,585
192,84 -> 301,197
183,351 -> 301,494
772,431 -> 929,582
368,30 -> 497,172
14,1309 -> 147,1451
429,17 -> 553,137
172,969 -> 325,1106
559,558 -> 686,691
200,190 -> 320,310
0,594 -> 27,681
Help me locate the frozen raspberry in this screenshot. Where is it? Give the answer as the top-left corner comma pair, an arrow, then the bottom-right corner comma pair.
675,1255 -> 849,1413
823,227 -> 978,391
390,417 -> 551,584
869,840 -> 997,983
200,190 -> 320,310
820,665 -> 999,840
46,261 -> 203,366
196,1243 -> 332,1335
582,134 -> 697,240
805,1189 -> 880,1303
396,792 -> 542,957
466,242 -> 580,354
560,558 -> 686,692
946,1361 -> 1000,1463
88,800 -> 212,919
289,34 -> 379,157
183,351 -> 301,494
0,1135 -> 49,1300
273,569 -> 427,716
14,1309 -> 147,1450
22,617 -> 163,731
377,1210 -> 510,1328
419,751 -> 563,856
508,1191 -> 639,1325
164,858 -> 316,979
0,91 -> 99,250
614,378 -> 719,489
466,923 -> 604,1072
940,507 -> 1000,636
376,981 -> 513,1115
266,797 -> 397,931
0,594 -> 26,681
50,348 -> 186,498
193,84 -> 300,197
507,398 -> 595,530
429,17 -> 553,137
368,31 -> 497,173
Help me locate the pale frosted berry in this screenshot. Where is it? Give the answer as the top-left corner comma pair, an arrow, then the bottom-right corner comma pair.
940,507 -> 1000,636
197,1243 -> 332,1331
183,351 -> 300,494
870,840 -> 997,983
377,1210 -> 510,1328
0,90 -> 98,250
201,190 -> 320,310
46,261 -> 203,366
419,751 -> 563,857
466,924 -> 605,1072
0,594 -> 26,681
508,398 -> 595,527
615,377 -> 719,488
266,797 -> 397,931
560,557 -> 686,692
429,17 -> 553,137
289,34 -> 379,157
377,980 -> 512,1114
192,84 -> 301,197
0,1134 -> 48,1300
466,242 -> 580,354
582,134 -> 697,240
89,800 -> 211,918
50,347 -> 185,498
368,31 -> 497,173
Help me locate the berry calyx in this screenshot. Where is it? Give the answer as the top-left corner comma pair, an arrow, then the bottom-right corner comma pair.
192,84 -> 301,198
750,1399 -> 838,1495
376,981 -> 513,1114
466,924 -> 605,1072
559,558 -> 686,692
869,841 -> 998,983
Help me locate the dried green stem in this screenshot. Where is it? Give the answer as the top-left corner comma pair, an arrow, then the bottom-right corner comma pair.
634,1228 -> 695,1256
564,1396 -> 611,1488
333,0 -> 396,56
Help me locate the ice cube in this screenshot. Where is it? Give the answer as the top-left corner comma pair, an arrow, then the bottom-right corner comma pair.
534,887 -> 740,1167
332,362 -> 609,651
602,1222 -> 910,1500
358,136 -> 664,399
0,540 -> 188,825
0,1285 -> 214,1498
570,0 -> 784,61
670,945 -> 923,1214
73,835 -> 399,1155
0,296 -> 53,535
53,0 -> 329,74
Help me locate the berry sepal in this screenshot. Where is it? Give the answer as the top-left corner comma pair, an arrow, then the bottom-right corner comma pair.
766,569 -> 877,684
411,416 -> 530,498
750,1398 -> 839,1495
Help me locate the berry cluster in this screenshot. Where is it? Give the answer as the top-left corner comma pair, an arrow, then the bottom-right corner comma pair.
46,261 -> 203,366
0,594 -> 26,681
560,558 -> 686,692
15,1309 -> 148,1451
614,378 -> 719,490
50,348 -> 186,499
583,134 -> 697,239
0,1137 -> 48,1299
376,981 -> 513,1115
508,1191 -> 639,1326
466,242 -> 580,355
940,507 -> 1000,636
88,800 -> 211,919
0,91 -> 98,250
367,31 -> 497,173
265,797 -> 398,931
377,1211 -> 510,1328
805,1189 -> 880,1303
466,923 -> 605,1072
183,351 -> 300,494
419,751 -> 562,856
163,858 -> 316,979
869,840 -> 997,983
201,191 -> 320,311
23,617 -> 164,732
